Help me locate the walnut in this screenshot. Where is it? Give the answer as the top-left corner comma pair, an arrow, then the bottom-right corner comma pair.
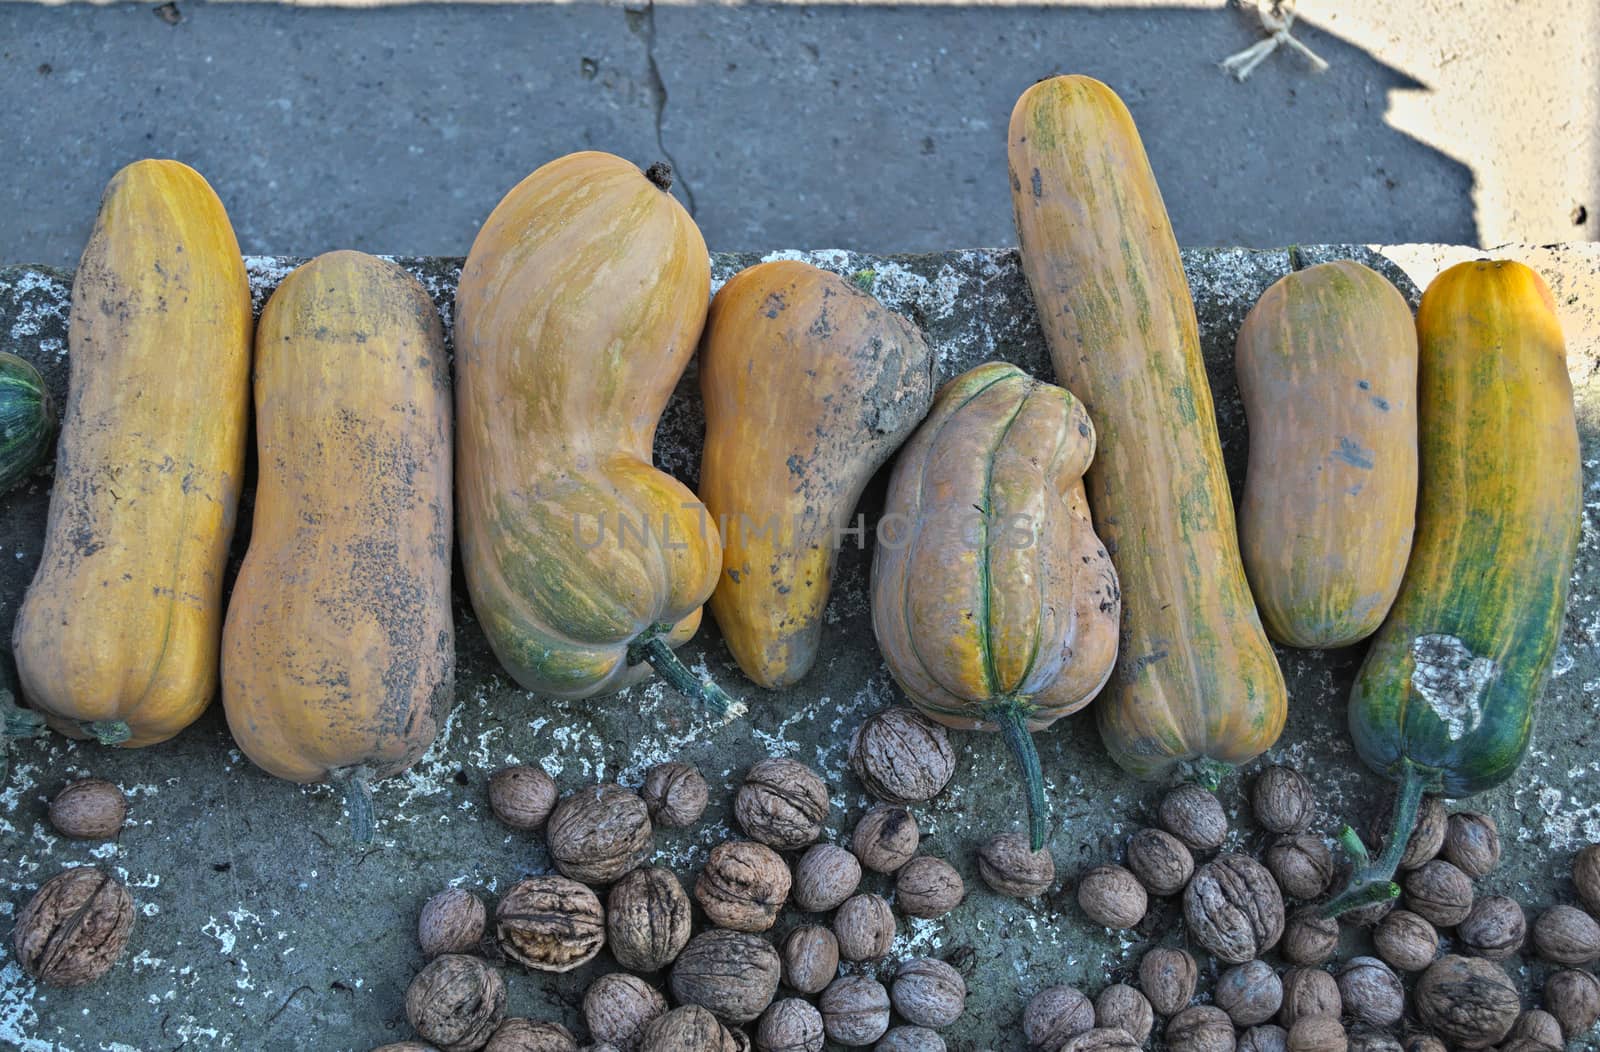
546,783 -> 653,884
47,778 -> 127,840
1265,835 -> 1333,901
405,953 -> 507,1052
1183,853 -> 1285,964
875,1027 -> 946,1052
1372,909 -> 1437,972
495,876 -> 605,972
728,1031 -> 753,1052
1125,828 -> 1195,897
1076,864 -> 1147,929
1279,968 -> 1341,1027
1159,784 -> 1228,851
1456,894 -> 1525,959
1344,1029 -> 1402,1052
818,976 -> 891,1046
849,707 -> 955,804
792,844 -> 861,912
891,957 -> 966,1029
852,805 -> 919,874
484,1018 -> 578,1052
1094,984 -> 1153,1044
1281,909 -> 1339,966
1252,766 -> 1313,834
1508,1008 -> 1565,1050
582,974 -> 667,1052
696,841 -> 792,932
11,866 -> 135,987
1336,957 -> 1403,1027
755,998 -> 824,1052
1238,1025 -> 1289,1052
1166,1005 -> 1236,1052
1573,844 -> 1600,916
1216,960 -> 1282,1027
670,929 -> 782,1024
1138,947 -> 1198,1017
1398,794 -> 1447,871
1059,1029 -> 1141,1052
1023,984 -> 1095,1050
1545,968 -> 1600,1039
735,758 -> 830,850
1533,904 -> 1600,965
640,1006 -> 735,1052
1415,955 -> 1519,1048
1442,811 -> 1500,878
1286,1016 -> 1345,1052
607,866 -> 692,972
833,893 -> 895,961
780,925 -> 839,995
419,888 -> 488,959
1402,1037 -> 1446,1052
895,856 -> 964,918
976,832 -> 1055,898
488,766 -> 558,831
1403,860 -> 1473,927
641,762 -> 708,828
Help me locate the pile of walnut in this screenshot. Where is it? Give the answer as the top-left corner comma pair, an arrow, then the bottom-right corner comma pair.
1039,767 -> 1600,1052
378,706 -> 988,1052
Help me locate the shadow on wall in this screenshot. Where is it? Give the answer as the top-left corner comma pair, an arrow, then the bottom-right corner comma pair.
0,2 -> 1476,261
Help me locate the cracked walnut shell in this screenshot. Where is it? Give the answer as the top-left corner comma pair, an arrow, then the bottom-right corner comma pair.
12,866 -> 134,988
496,876 -> 605,973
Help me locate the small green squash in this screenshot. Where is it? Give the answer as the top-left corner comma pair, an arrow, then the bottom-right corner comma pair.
0,351 -> 56,495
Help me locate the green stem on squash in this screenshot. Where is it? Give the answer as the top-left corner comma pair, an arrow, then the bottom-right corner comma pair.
333,765 -> 375,844
1321,760 -> 1429,918
988,698 -> 1048,852
86,720 -> 132,746
629,632 -> 742,720
1288,244 -> 1307,271
1182,756 -> 1233,793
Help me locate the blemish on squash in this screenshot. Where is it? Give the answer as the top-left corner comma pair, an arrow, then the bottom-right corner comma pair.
1410,633 -> 1496,741
1333,436 -> 1375,470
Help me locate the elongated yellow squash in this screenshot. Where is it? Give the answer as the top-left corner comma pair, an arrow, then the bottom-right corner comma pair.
1008,75 -> 1286,780
222,251 -> 454,839
13,159 -> 252,747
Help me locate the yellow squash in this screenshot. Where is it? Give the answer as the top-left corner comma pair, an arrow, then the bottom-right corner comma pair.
222,252 -> 454,839
1008,75 -> 1286,781
699,260 -> 934,688
13,159 -> 252,747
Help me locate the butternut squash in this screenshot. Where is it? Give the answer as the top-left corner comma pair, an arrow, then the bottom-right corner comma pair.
221,251 -> 454,840
872,362 -> 1120,847
699,260 -> 934,688
1236,259 -> 1418,648
12,159 -> 252,747
455,153 -> 733,713
1008,75 -> 1286,781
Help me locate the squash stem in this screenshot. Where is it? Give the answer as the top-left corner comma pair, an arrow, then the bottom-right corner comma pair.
989,699 -> 1048,852
633,636 -> 743,720
1320,761 -> 1428,917
86,720 -> 132,746
333,766 -> 376,844
1186,757 -> 1232,792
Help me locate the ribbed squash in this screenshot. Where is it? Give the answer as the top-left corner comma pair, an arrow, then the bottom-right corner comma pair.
0,351 -> 56,496
1325,259 -> 1581,915
221,252 -> 454,840
699,260 -> 934,689
872,362 -> 1120,848
1008,75 -> 1285,781
12,159 -> 252,747
1236,259 -> 1419,648
455,153 -> 733,714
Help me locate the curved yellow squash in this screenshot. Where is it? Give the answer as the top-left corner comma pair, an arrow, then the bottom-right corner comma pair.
1236,260 -> 1419,648
222,252 -> 454,836
455,153 -> 727,711
699,260 -> 934,688
1008,75 -> 1286,780
13,159 -> 252,747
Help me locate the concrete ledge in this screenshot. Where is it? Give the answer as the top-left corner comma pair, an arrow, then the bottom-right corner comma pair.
0,243 -> 1597,1051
